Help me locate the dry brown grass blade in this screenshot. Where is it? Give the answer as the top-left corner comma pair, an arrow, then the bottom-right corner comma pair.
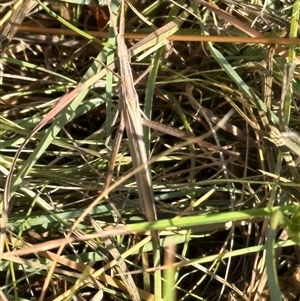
0,0 -> 36,56
193,0 -> 299,63
90,216 -> 141,301
142,118 -> 240,158
193,0 -> 265,38
15,25 -> 300,45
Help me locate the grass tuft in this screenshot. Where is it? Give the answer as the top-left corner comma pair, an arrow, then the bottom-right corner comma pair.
1,0 -> 299,300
